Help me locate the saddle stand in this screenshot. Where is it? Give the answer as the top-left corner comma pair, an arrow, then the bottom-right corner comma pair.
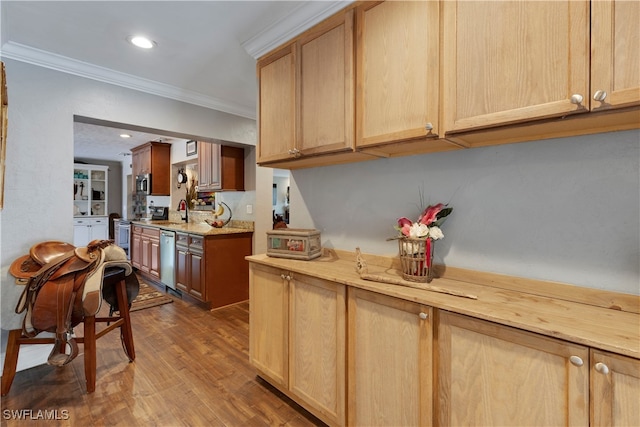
2,240 -> 138,395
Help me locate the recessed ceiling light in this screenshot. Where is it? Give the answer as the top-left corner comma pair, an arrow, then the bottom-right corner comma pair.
120,133 -> 132,138
127,35 -> 156,49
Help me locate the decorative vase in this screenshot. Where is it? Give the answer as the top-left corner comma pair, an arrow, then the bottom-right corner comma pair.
398,237 -> 434,283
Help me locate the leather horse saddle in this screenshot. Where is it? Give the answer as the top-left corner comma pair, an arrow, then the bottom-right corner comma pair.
9,240 -> 138,366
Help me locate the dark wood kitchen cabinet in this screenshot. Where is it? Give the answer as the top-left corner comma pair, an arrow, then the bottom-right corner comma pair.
175,232 -> 204,300
131,141 -> 171,195
175,231 -> 253,309
131,225 -> 160,279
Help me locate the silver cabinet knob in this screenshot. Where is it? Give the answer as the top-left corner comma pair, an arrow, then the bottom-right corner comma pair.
425,123 -> 433,131
569,355 -> 584,367
595,362 -> 610,375
280,273 -> 287,280
570,94 -> 584,105
593,90 -> 607,102
419,312 -> 428,320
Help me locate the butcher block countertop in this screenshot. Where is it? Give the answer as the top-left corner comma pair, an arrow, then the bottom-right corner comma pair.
247,249 -> 640,359
132,220 -> 253,236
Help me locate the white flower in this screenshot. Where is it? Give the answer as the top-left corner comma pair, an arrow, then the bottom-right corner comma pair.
429,226 -> 444,240
409,223 -> 430,238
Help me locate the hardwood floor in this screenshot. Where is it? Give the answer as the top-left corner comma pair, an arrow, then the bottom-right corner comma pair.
1,283 -> 325,426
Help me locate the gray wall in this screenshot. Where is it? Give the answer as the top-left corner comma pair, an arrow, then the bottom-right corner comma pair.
290,130 -> 640,295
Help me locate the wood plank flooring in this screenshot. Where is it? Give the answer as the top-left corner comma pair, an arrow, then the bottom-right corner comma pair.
1,282 -> 324,426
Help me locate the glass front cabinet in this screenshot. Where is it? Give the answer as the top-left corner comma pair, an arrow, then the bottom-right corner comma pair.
73,163 -> 109,246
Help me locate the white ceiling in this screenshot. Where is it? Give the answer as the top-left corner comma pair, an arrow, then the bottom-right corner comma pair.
0,0 -> 352,161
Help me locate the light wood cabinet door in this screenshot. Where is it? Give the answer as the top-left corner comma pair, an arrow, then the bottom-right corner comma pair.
442,1 -> 590,133
356,0 -> 440,147
289,274 -> 345,426
591,0 -> 640,111
437,311 -> 589,426
297,10 -> 354,157
348,288 -> 432,426
258,46 -> 296,164
249,263 -> 289,388
591,349 -> 640,426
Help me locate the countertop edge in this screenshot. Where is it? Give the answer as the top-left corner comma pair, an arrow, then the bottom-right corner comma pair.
131,220 -> 254,236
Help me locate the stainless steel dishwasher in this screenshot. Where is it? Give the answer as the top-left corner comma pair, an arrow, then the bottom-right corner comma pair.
160,230 -> 176,290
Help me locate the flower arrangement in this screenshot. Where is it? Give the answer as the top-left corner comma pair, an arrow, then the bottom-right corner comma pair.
395,203 -> 453,240
186,178 -> 198,209
392,202 -> 453,282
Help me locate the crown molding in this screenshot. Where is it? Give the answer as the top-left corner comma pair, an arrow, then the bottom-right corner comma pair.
0,41 -> 257,120
242,1 -> 354,60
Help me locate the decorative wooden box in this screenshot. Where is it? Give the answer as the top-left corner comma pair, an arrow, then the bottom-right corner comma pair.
267,229 -> 322,260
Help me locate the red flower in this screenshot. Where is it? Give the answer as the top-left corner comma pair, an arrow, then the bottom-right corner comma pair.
419,203 -> 445,226
397,217 -> 412,237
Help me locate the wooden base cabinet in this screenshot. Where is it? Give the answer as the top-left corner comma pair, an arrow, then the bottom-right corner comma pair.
131,225 -> 160,279
73,217 -> 108,247
289,274 -> 345,425
175,233 -> 204,300
249,264 -> 346,426
591,350 -> 640,426
249,263 -> 289,387
436,311 -> 590,426
176,232 -> 252,308
347,288 -> 433,427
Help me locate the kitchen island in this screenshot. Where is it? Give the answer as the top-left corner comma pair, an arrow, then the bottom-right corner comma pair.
132,220 -> 253,309
247,249 -> 639,426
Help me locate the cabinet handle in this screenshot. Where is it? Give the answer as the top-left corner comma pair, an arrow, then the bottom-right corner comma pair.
419,312 -> 428,320
569,355 -> 584,367
425,123 -> 433,131
595,362 -> 610,375
570,94 -> 584,106
281,273 -> 287,280
593,90 -> 607,102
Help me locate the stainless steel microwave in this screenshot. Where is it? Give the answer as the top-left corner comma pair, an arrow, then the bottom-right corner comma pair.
135,174 -> 151,195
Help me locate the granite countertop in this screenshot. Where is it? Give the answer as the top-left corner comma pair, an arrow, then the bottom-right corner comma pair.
131,219 -> 253,236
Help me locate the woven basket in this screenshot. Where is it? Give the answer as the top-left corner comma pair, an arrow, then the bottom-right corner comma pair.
398,237 -> 434,283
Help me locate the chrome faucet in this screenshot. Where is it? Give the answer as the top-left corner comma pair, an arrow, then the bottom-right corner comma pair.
177,199 -> 188,223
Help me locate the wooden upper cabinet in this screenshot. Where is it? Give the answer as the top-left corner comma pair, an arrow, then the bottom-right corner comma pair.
442,1 -> 590,133
356,1 -> 440,148
131,141 -> 171,195
199,143 -> 244,191
258,45 -> 296,164
590,0 -> 640,111
297,10 -> 354,157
